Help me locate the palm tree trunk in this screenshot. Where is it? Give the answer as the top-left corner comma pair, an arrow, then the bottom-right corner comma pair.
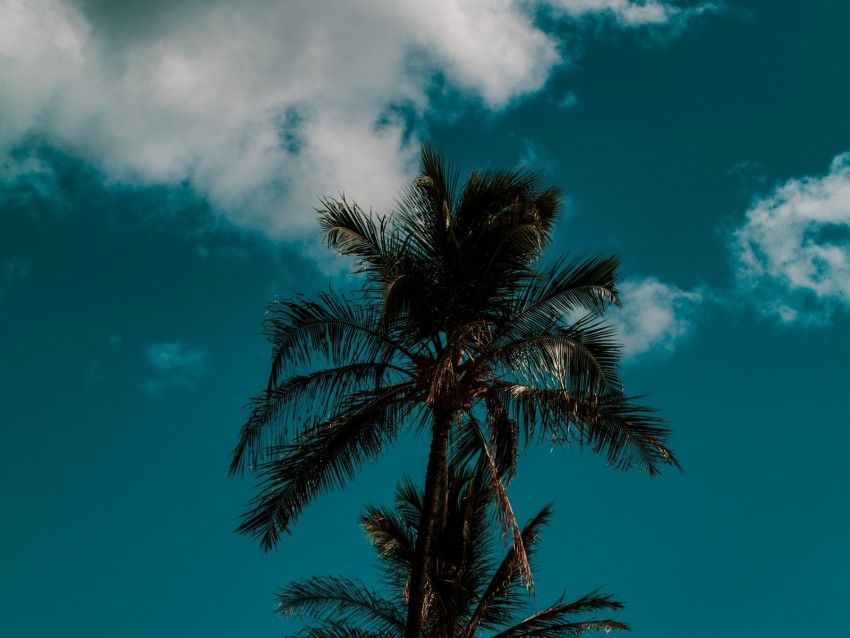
405,407 -> 451,638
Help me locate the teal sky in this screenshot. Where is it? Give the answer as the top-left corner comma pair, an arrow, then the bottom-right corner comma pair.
1,1 -> 848,636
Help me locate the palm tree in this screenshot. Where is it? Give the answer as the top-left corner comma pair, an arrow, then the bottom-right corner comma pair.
231,144 -> 678,636
277,468 -> 630,637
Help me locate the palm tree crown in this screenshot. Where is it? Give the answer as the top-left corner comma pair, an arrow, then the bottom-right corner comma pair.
278,468 -> 630,637
231,144 -> 678,636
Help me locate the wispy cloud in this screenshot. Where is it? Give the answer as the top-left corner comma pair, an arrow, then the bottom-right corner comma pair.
143,341 -> 207,394
730,153 -> 850,326
546,0 -> 721,30
0,148 -> 63,210
83,359 -> 104,386
555,90 -> 580,110
0,258 -> 30,303
612,277 -> 704,361
519,138 -> 558,175
0,0 -> 717,239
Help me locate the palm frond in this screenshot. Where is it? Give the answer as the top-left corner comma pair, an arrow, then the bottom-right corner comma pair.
489,254 -> 621,353
264,291 -> 412,392
393,474 -> 425,529
498,385 -> 679,475
290,622 -> 394,638
482,318 -> 624,396
520,254 -> 621,315
492,590 -> 629,638
361,504 -> 416,591
380,272 -> 436,343
392,144 -> 457,282
237,385 -> 417,550
318,196 -> 397,280
463,504 -> 553,636
231,362 -> 407,476
467,415 -> 534,594
455,166 -> 556,242
277,576 -> 405,634
418,142 -> 459,214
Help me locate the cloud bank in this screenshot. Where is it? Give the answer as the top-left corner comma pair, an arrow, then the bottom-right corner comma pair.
731,153 -> 850,325
1,0 -> 715,238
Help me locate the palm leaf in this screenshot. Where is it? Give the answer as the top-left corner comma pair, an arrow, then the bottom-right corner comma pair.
361,504 -> 416,592
277,576 -> 405,634
497,385 -> 679,475
289,623 -> 393,638
466,414 -> 534,593
318,196 -> 398,283
492,590 -> 629,638
482,318 -> 624,396
462,504 -> 553,636
263,291 -> 412,392
237,385 -> 418,549
231,361 -> 406,476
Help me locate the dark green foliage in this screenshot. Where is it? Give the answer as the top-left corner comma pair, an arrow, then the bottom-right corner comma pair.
277,469 -> 629,637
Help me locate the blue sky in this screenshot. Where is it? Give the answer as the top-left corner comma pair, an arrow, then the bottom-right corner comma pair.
1,1 -> 848,636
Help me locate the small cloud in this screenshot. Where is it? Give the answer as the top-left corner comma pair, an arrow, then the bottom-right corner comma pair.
555,90 -> 580,110
730,153 -> 850,326
612,277 -> 704,361
2,258 -> 30,283
108,334 -> 123,347
0,259 -> 31,302
519,138 -> 557,175
727,160 -> 769,192
83,359 -> 103,386
144,341 -> 207,394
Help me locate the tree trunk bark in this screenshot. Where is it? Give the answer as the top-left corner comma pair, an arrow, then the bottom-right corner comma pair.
405,407 -> 451,638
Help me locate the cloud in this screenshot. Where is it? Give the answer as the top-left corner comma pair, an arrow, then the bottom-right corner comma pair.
144,341 -> 206,394
555,90 -> 580,110
519,138 -> 558,175
547,0 -> 721,29
730,153 -> 850,326
0,0 -> 715,239
0,148 -> 63,210
612,277 -> 704,360
0,259 -> 31,303
83,360 -> 104,386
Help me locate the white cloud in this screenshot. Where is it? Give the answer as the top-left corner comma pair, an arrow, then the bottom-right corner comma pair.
612,277 -> 704,360
144,341 -> 207,394
547,0 -> 720,28
731,153 -> 850,325
0,0 -> 714,238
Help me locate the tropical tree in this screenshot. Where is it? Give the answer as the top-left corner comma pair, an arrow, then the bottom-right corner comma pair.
231,144 -> 678,636
278,467 -> 630,637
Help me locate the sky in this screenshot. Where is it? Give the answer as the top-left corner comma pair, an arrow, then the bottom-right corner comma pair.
1,0 -> 848,636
